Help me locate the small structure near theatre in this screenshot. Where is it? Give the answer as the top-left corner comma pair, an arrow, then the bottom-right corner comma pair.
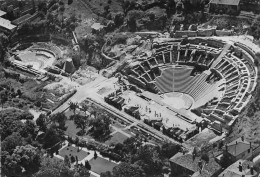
209,0 -> 241,15
63,58 -> 76,74
218,160 -> 257,177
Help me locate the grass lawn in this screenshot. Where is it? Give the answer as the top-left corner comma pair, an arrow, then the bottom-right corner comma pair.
65,120 -> 81,138
105,132 -> 129,145
64,109 -> 91,138
59,145 -> 89,161
89,157 -> 118,174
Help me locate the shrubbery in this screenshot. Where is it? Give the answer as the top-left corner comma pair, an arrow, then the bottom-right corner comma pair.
99,150 -> 122,162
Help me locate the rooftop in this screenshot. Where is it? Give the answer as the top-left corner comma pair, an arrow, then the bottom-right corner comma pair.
0,10 -> 6,17
12,13 -> 32,25
218,160 -> 257,177
170,152 -> 221,177
91,23 -> 105,30
0,17 -> 16,30
227,137 -> 257,157
210,0 -> 241,6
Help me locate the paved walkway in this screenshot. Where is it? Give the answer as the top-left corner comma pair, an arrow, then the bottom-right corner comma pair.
110,126 -> 131,138
52,76 -> 108,115
123,122 -> 138,130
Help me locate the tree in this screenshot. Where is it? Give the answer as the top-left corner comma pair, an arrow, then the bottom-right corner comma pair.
17,89 -> 22,97
36,114 -> 47,131
127,10 -> 144,32
74,114 -> 89,134
69,102 -> 78,115
131,145 -> 164,176
100,171 -> 113,177
64,155 -> 71,168
161,142 -> 181,159
71,156 -> 76,163
201,153 -> 209,164
38,2 -> 48,13
94,151 -> 98,159
51,113 -> 67,131
85,160 -> 91,170
1,109 -> 24,140
42,125 -> 63,149
166,0 -> 176,16
123,137 -> 142,155
112,162 -> 145,177
2,132 -> 24,153
192,147 -> 198,161
0,92 -> 8,108
0,33 -> 8,47
68,0 -> 73,5
20,120 -> 37,138
219,152 -> 233,168
2,145 -> 41,177
251,15 -> 260,40
75,136 -> 79,145
33,157 -> 75,177
114,12 -> 124,27
74,165 -> 90,177
122,0 -> 132,14
89,114 -> 111,140
81,104 -> 88,115
104,5 -> 110,14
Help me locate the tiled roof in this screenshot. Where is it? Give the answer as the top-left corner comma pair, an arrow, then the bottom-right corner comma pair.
0,10 -> 6,17
210,0 -> 241,6
228,143 -> 250,156
170,152 -> 199,172
170,152 -> 221,177
226,137 -> 257,157
218,160 -> 257,177
0,17 -> 16,30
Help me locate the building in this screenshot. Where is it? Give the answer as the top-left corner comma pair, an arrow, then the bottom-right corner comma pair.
0,10 -> 6,17
170,152 -> 222,177
0,17 -> 17,34
12,13 -> 33,26
218,160 -> 257,177
91,23 -> 105,34
216,137 -> 260,163
209,0 -> 241,15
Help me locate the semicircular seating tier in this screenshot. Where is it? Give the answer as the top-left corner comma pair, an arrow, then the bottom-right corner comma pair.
124,38 -> 258,128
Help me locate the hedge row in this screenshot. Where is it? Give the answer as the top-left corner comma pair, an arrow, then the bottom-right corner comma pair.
51,89 -> 77,113
66,136 -> 123,162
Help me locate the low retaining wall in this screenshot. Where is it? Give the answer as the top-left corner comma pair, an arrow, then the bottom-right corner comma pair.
173,28 -> 233,38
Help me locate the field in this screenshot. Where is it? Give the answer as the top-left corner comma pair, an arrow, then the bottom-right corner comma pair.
82,0 -> 123,15
89,156 -> 118,174
105,132 -> 129,145
59,145 -> 89,161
